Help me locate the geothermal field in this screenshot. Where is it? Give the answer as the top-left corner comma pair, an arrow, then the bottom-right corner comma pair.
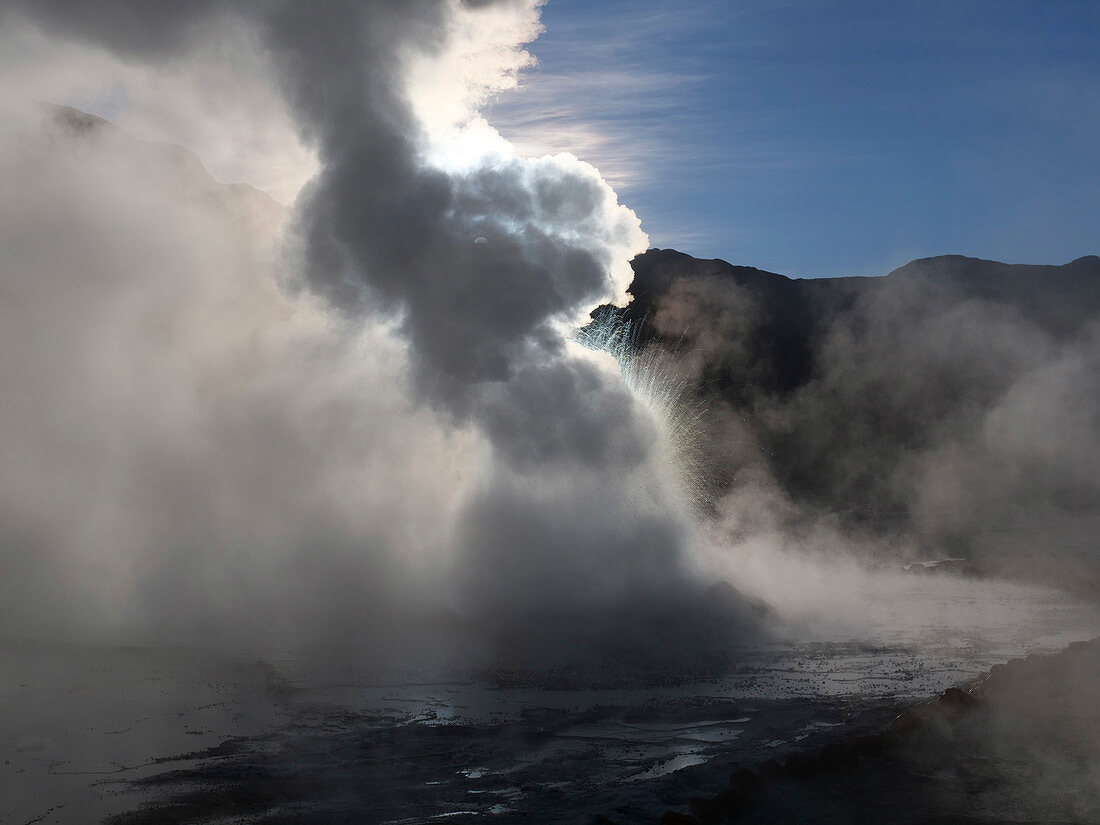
1,2 -> 1098,824
5,577 -> 1100,823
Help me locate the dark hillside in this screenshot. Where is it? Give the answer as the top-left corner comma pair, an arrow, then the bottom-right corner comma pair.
595,249 -> 1100,594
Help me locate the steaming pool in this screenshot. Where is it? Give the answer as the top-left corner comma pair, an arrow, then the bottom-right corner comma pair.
4,572 -> 1099,825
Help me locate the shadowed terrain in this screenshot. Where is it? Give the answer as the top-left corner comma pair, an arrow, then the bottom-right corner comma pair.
660,637 -> 1100,824
596,249 -> 1100,597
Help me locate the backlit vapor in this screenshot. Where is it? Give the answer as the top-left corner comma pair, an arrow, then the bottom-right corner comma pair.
0,0 -> 730,658
0,103 -> 473,649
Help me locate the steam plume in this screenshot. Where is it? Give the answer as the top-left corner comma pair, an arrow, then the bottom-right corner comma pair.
0,1 -> 728,658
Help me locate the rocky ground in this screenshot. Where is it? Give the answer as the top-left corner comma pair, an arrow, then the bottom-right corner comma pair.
4,578 -> 1097,825
659,638 -> 1100,824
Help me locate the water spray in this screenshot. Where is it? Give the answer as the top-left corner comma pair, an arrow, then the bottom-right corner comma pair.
575,309 -> 708,514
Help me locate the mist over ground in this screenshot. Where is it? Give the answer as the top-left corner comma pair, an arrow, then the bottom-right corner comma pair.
0,0 -> 758,663
600,249 -> 1100,602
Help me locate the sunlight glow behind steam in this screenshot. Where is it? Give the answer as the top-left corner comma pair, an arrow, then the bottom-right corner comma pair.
0,0 -> 732,659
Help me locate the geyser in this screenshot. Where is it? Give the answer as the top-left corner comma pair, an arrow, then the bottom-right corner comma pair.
0,0 -> 753,661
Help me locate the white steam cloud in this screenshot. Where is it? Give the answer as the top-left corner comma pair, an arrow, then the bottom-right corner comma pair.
0,0 -> 733,660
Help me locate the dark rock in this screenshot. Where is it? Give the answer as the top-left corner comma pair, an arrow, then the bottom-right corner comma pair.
690,785 -> 754,822
659,811 -> 697,825
986,662 -> 1008,682
688,797 -> 717,822
938,687 -> 980,712
728,767 -> 762,792
759,758 -> 785,781
703,580 -> 774,620
818,741 -> 858,770
891,709 -> 926,735
783,752 -> 821,779
657,638 -> 1100,825
714,786 -> 754,814
851,730 -> 901,756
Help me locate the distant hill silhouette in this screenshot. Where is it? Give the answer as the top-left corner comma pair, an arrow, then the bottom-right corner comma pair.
595,248 -> 1100,595
600,249 -> 1100,399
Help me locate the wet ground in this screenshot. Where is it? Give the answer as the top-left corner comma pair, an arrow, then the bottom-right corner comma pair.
3,574 -> 1098,824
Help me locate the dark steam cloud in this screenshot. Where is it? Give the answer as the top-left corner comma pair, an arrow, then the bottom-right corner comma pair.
0,1 -> 737,659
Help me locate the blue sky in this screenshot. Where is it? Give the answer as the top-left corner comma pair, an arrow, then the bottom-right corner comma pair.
489,0 -> 1100,277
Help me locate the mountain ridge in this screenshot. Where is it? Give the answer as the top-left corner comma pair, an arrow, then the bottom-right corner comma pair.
596,246 -> 1100,595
